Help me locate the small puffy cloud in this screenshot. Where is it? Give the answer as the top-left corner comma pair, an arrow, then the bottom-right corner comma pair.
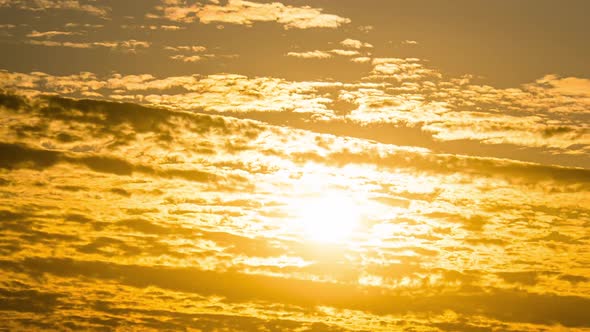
329,49 -> 360,56
351,57 -> 371,63
340,38 -> 373,49
537,75 -> 590,96
287,47 -> 364,60
402,40 -> 419,45
164,45 -> 207,52
367,57 -> 441,81
287,50 -> 332,59
163,45 -> 222,63
154,0 -> 351,29
170,55 -> 202,62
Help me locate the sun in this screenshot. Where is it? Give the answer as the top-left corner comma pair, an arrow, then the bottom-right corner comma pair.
293,193 -> 362,243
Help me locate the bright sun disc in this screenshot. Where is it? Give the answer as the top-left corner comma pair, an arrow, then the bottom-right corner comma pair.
294,193 -> 361,243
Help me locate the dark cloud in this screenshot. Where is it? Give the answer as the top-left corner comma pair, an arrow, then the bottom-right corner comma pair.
534,231 -> 582,245
287,148 -> 590,191
0,288 -> 61,313
559,274 -> 589,285
4,257 -> 590,327
92,301 -> 349,332
496,271 -> 545,286
0,141 -> 226,185
425,212 -> 489,232
0,142 -> 60,170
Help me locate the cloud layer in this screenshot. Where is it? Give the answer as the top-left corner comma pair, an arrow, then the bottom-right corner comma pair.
1,1 -> 589,330
0,94 -> 589,330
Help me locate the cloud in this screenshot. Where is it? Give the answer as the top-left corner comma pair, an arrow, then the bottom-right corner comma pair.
6,257 -> 590,327
287,48 -> 365,59
537,75 -> 590,96
2,69 -> 589,155
26,39 -> 151,52
164,45 -> 223,63
422,111 -> 590,150
0,0 -> 588,328
329,49 -> 360,56
0,0 -> 110,17
0,142 -> 223,183
154,0 -> 351,29
170,54 -> 202,62
164,45 -> 207,52
340,38 -> 373,49
26,30 -> 80,38
0,93 -> 589,330
0,287 -> 61,314
367,57 -> 442,81
350,56 -> 371,63
287,50 -> 332,59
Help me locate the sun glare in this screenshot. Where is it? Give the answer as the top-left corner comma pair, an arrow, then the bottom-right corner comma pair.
293,193 -> 362,243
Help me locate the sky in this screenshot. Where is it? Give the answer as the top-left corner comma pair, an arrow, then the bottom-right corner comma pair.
0,0 -> 589,331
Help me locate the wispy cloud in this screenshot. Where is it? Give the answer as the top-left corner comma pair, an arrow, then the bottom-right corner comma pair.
25,39 -> 151,52
26,30 -> 80,38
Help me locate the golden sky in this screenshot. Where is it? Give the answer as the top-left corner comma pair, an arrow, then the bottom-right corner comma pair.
1,1 -> 589,331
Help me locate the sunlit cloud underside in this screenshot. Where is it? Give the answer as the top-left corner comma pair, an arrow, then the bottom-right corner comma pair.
1,94 -> 589,331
